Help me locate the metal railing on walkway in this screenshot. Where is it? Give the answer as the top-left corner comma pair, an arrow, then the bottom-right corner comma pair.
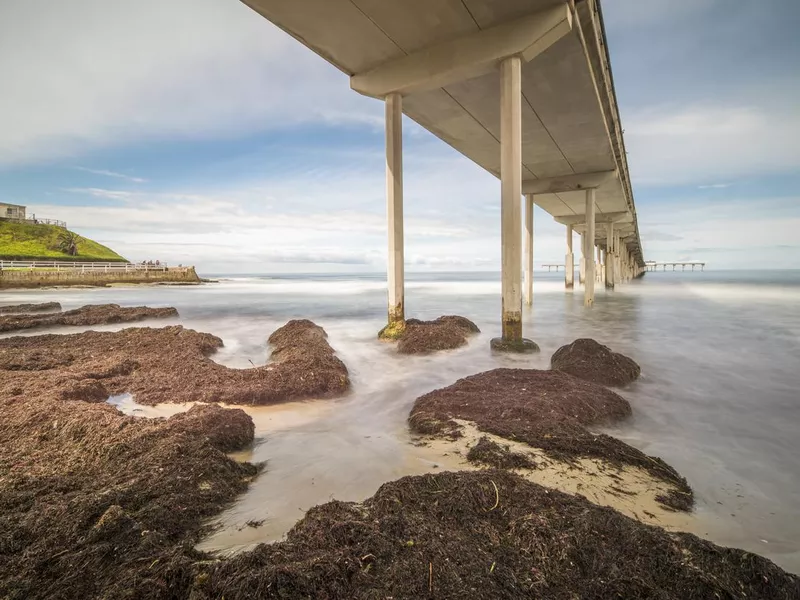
0,261 -> 169,272
0,217 -> 67,228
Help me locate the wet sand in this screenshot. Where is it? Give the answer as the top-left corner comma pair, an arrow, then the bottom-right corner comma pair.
111,396 -> 707,555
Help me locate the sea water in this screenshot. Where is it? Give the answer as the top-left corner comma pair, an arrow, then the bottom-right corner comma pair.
2,270 -> 799,573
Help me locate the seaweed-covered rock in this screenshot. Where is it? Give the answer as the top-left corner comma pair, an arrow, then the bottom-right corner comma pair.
0,387 -> 257,598
194,471 -> 800,600
409,368 -> 692,510
551,338 -> 641,386
0,303 -> 177,333
167,404 -> 255,452
0,302 -> 61,314
379,315 -> 480,354
0,320 -> 350,406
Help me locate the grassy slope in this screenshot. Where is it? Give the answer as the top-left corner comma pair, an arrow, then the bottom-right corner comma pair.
0,221 -> 127,262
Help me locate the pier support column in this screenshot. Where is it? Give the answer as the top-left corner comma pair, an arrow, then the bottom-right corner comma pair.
524,194 -> 534,306
626,249 -> 632,281
584,189 -> 596,307
594,246 -> 603,283
605,223 -> 615,289
565,224 -> 574,289
385,92 -> 404,332
491,56 -> 537,353
579,233 -> 586,285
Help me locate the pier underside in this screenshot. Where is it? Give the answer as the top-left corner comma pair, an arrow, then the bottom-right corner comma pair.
242,0 -> 645,346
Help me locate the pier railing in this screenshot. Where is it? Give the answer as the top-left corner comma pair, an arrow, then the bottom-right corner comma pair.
0,261 -> 170,272
542,264 -> 564,272
644,261 -> 705,272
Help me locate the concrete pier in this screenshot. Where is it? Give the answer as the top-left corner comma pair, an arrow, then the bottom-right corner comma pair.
645,261 -> 706,272
385,92 -> 404,327
524,194 -> 534,306
565,224 -> 574,289
579,233 -> 586,285
584,189 -> 595,307
241,1 -> 649,335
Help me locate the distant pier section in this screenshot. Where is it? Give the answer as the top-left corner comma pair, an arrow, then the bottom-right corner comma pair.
0,261 -> 201,288
645,261 -> 705,272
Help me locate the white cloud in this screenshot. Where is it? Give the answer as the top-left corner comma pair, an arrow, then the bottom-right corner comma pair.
0,0 -> 379,165
624,103 -> 800,187
697,184 -> 731,190
23,149 -> 582,272
638,196 -> 800,268
63,188 -> 135,200
74,167 -> 147,183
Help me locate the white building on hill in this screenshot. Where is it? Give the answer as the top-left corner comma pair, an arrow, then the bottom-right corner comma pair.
0,202 -> 26,220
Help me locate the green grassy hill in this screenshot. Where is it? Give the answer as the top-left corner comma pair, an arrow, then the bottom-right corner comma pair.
0,221 -> 127,262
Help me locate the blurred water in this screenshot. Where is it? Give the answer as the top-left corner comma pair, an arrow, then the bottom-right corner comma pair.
2,270 -> 799,573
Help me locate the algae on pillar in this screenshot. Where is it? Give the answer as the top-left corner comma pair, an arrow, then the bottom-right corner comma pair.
490,56 -> 537,353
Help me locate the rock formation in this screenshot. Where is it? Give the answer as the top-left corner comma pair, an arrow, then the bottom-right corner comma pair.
0,301 -> 61,314
0,319 -> 350,406
0,303 -> 177,333
551,338 -> 641,386
379,315 -> 480,354
409,368 -> 691,510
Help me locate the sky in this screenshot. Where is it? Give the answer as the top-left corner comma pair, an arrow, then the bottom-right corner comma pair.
0,0 -> 798,273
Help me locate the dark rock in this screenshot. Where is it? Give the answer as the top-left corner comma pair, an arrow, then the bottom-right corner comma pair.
489,336 -> 539,353
551,338 -> 641,386
168,404 -> 255,452
0,303 -> 178,333
0,302 -> 62,314
384,315 -> 480,354
409,368 -> 692,511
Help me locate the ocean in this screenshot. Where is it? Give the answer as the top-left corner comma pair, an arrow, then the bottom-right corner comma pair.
2,269 -> 799,573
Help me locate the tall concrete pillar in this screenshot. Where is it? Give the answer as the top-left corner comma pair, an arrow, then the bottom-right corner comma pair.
614,234 -> 621,285
385,92 -> 404,327
584,189 -> 596,307
524,194 -> 534,306
492,56 -> 536,352
579,233 -> 586,285
625,248 -> 631,281
605,222 -> 615,289
594,246 -> 603,283
565,224 -> 574,289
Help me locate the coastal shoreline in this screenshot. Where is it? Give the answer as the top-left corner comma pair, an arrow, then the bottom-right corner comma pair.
1,299 -> 798,597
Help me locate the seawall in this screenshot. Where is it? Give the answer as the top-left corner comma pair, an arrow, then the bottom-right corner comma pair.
0,267 -> 201,289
